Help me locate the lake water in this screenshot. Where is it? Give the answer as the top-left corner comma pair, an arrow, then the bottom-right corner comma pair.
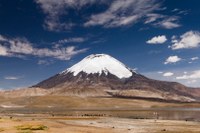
1,107 -> 200,121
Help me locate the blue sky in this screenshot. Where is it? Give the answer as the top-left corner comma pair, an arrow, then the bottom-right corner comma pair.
0,0 -> 200,89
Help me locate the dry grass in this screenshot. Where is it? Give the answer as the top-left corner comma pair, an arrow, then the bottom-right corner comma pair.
17,131 -> 33,133
0,128 -> 4,132
16,124 -> 48,131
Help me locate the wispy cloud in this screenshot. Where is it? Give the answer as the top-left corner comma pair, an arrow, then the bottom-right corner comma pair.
154,16 -> 181,29
91,38 -> 106,44
171,8 -> 189,15
164,55 -> 182,64
57,37 -> 86,44
146,35 -> 167,44
35,0 -> 106,31
188,57 -> 199,64
4,76 -> 20,80
144,13 -> 164,24
52,37 -> 87,49
37,59 -> 54,65
0,35 -> 88,60
157,71 -> 163,74
35,0 -> 182,31
84,0 -> 161,28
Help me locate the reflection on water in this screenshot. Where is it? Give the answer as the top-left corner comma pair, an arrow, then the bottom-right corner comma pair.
71,109 -> 200,121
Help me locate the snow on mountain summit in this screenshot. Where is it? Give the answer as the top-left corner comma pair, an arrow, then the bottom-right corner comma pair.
63,54 -> 133,78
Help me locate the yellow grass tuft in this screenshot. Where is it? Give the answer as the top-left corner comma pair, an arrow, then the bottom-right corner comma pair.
17,131 -> 33,133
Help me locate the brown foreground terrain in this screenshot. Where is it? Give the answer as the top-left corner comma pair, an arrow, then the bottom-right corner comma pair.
0,116 -> 200,133
0,96 -> 200,133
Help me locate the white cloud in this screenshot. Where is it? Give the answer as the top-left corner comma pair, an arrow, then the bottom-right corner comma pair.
171,31 -> 200,50
146,35 -> 167,44
9,38 -> 34,54
163,72 -> 174,77
0,35 -> 88,60
4,76 -> 19,80
143,70 -> 200,87
0,45 -> 9,56
176,70 -> 200,80
191,57 -> 199,61
164,55 -> 181,64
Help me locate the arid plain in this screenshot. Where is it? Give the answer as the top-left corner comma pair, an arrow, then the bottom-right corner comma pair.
0,96 -> 200,133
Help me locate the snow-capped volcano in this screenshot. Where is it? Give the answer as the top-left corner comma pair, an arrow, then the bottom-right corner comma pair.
62,54 -> 133,79
30,53 -> 200,101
